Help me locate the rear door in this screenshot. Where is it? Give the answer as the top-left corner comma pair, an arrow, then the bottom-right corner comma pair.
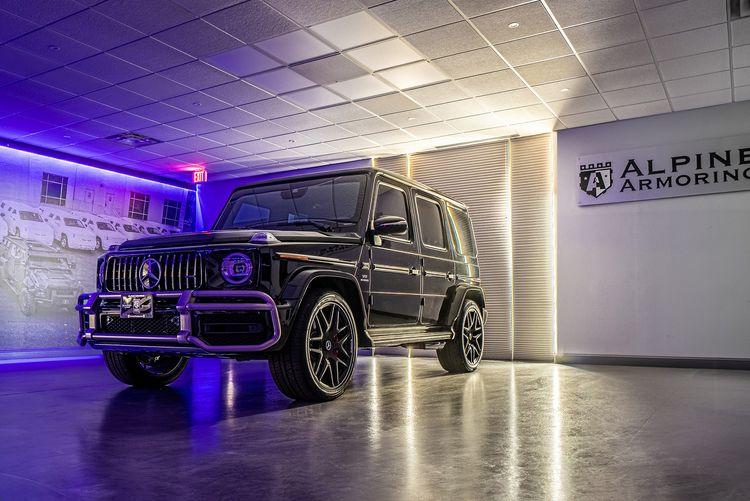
367,179 -> 421,327
414,193 -> 454,326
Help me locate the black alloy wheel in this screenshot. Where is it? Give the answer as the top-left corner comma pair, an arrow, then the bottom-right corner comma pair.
104,351 -> 188,387
437,300 -> 484,373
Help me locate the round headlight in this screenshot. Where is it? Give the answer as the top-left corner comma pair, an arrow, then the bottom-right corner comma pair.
221,253 -> 253,285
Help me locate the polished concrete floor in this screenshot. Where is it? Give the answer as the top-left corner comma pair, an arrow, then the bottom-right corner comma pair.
1,356 -> 749,500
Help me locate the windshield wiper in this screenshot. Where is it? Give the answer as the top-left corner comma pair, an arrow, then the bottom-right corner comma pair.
272,219 -> 336,232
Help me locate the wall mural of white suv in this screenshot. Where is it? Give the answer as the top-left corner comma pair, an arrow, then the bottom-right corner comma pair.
0,144 -> 195,354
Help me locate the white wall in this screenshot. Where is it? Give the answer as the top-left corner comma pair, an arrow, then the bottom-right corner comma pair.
557,101 -> 750,359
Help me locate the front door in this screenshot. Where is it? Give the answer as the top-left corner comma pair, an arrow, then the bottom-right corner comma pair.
368,180 -> 421,327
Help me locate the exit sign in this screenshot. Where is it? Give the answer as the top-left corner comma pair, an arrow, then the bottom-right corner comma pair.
193,169 -> 208,183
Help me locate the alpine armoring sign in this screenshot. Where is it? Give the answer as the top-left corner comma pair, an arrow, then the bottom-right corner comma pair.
577,134 -> 750,206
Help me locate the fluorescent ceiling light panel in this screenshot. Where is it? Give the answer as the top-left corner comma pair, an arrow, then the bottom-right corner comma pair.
328,75 -> 393,100
378,61 -> 448,90
311,11 -> 393,50
255,30 -> 334,64
346,38 -> 423,71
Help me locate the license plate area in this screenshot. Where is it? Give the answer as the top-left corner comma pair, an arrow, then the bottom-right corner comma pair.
120,294 -> 154,319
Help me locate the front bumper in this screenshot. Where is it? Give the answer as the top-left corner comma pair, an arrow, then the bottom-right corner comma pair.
76,290 -> 282,355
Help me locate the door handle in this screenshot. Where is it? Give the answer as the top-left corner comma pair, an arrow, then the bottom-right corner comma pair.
409,267 -> 420,276
446,272 -> 456,281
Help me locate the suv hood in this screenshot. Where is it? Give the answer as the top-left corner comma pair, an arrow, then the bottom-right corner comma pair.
117,229 -> 362,250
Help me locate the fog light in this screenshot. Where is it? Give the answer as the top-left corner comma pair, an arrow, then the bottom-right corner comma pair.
221,253 -> 253,285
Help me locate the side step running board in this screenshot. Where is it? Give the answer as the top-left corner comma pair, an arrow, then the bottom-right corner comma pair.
367,327 -> 453,347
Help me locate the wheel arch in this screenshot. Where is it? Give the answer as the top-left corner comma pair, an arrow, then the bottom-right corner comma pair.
441,285 -> 486,333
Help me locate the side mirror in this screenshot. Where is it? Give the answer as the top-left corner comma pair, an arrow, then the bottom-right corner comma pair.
373,215 -> 408,236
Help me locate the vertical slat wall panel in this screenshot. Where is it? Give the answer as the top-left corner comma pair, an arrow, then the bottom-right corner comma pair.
510,134 -> 555,361
410,142 -> 513,359
373,155 -> 408,177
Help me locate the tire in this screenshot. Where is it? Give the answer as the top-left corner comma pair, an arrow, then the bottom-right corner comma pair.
60,234 -> 68,249
13,227 -> 19,237
95,237 -> 102,250
103,351 -> 188,388
437,300 -> 484,373
268,289 -> 358,401
19,289 -> 36,316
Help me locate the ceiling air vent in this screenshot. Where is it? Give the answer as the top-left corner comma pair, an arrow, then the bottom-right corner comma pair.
106,132 -> 161,147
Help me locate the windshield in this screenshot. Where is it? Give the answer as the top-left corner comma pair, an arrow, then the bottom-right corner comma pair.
20,211 -> 43,222
96,222 -> 116,231
216,174 -> 367,233
123,224 -> 141,233
64,218 -> 85,228
29,255 -> 69,270
146,227 -> 162,234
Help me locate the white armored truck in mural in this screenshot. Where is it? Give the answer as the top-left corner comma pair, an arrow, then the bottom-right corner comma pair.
86,216 -> 128,250
0,200 -> 54,246
39,207 -> 97,251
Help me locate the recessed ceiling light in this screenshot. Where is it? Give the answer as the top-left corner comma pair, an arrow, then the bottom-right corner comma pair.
192,101 -> 201,107
407,117 -> 416,121
560,88 -> 570,93
48,44 -> 60,51
508,22 -> 520,29
106,132 -> 161,147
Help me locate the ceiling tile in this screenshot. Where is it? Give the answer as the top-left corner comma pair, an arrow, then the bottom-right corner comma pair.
170,135 -> 223,151
426,98 -> 487,120
733,45 -> 750,69
313,103 -> 374,123
85,85 -> 154,109
111,38 -> 194,72
405,22 -> 485,59
168,116 -> 225,135
565,14 -> 645,52
532,76 -> 598,100
559,109 -> 615,127
282,87 -> 346,109
664,71 -> 731,98
404,121 -> 456,139
49,10 -> 142,51
0,46 -> 57,77
455,69 -> 524,96
130,102 -> 192,122
160,61 -> 236,90
70,53 -> 149,84
98,111 -> 157,131
254,30 -> 335,64
640,0 -> 726,38
206,45 -> 281,77
378,61 -> 449,90
494,103 -> 553,124
592,64 -> 661,92
1,0 -> 83,25
165,91 -> 229,113
155,19 -> 244,58
659,49 -> 730,81
635,0 -> 681,8
303,125 -> 354,141
266,132 -> 317,148
612,100 -> 671,120
54,98 -> 118,120
447,112 -> 507,131
290,143 -> 339,157
17,107 -> 80,127
732,17 -> 750,46
0,115 -> 55,139
140,142 -> 190,156
171,0 -> 244,16
356,93 -> 420,115
32,67 -> 109,95
240,98 -> 304,119
472,2 -> 556,45
310,11 -> 393,50
516,55 -> 587,85
432,47 -> 507,79
273,113 -> 331,131
204,1 -> 296,44
546,0 -> 635,27
346,38 -> 423,72
602,83 -> 666,107
94,0 -> 193,34
264,0 -> 362,26
372,0 -> 461,35
200,145 -> 250,160
10,29 -> 98,66
327,75 -> 394,100
650,24 -> 728,61
0,9 -> 38,44
327,135 -> 379,150
405,81 -> 471,106
236,121 -> 292,138
495,31 -> 571,66
1,80 -> 73,106
203,80 -> 272,106
340,116 -> 395,134
135,123 -> 191,141
364,129 -> 414,146
293,55 -> 369,85
383,108 -> 441,128
450,0 -> 532,18
120,74 -> 194,101
475,87 -> 541,111
201,127 -> 256,144
246,68 -> 315,94
670,88 -> 731,111
579,41 -> 654,75
546,94 -> 608,115
172,151 -> 222,164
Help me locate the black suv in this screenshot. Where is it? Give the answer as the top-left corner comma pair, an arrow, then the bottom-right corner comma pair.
76,167 -> 485,401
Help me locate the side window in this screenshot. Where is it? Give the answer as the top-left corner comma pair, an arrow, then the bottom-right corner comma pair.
416,196 -> 446,250
447,205 -> 477,257
374,183 -> 410,240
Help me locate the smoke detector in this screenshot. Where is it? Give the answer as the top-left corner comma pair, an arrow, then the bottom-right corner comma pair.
106,132 -> 161,147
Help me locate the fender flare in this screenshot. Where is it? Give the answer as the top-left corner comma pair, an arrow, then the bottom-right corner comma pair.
440,285 -> 486,331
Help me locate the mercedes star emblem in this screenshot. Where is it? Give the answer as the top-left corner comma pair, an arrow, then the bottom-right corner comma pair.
139,257 -> 162,290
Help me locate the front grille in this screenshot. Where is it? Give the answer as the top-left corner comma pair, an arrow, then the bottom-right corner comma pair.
104,252 -> 205,292
99,313 -> 181,335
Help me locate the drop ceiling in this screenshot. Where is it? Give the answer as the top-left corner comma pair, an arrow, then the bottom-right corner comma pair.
0,0 -> 746,182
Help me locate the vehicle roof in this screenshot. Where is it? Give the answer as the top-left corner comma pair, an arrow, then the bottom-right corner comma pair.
228,165 -> 469,210
3,236 -> 60,254
2,200 -> 42,212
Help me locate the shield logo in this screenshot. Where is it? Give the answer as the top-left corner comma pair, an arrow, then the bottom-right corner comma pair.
579,162 -> 613,198
139,257 -> 161,290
